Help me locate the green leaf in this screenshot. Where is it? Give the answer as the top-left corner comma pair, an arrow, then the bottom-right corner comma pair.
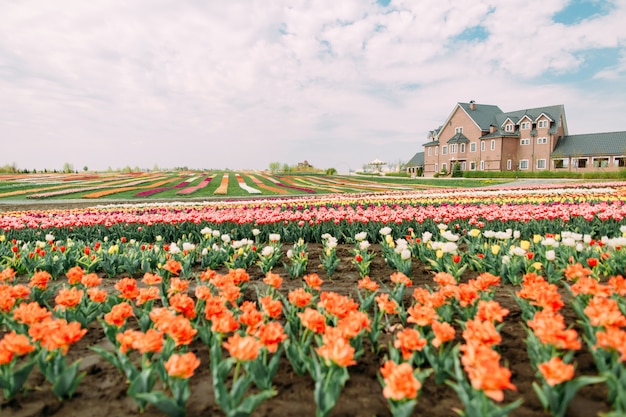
135,392 -> 186,417
8,360 -> 37,398
230,389 -> 277,417
52,361 -> 85,400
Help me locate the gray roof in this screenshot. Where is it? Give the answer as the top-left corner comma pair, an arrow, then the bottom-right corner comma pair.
552,131 -> 626,157
458,102 -> 503,130
447,132 -> 470,143
495,104 -> 565,135
406,151 -> 424,167
423,140 -> 439,147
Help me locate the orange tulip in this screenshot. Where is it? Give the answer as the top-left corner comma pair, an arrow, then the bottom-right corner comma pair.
165,352 -> 200,379
380,360 -> 420,400
357,276 -> 379,292
390,272 -> 412,287
476,300 -> 509,323
162,259 -> 182,276
584,296 -> 626,328
258,321 -> 287,353
169,293 -> 197,319
12,301 -> 52,325
65,266 -> 85,285
394,328 -> 427,360
104,302 -> 134,327
376,293 -> 399,315
538,357 -> 575,386
299,308 -> 327,334
136,286 -> 160,305
316,328 -> 356,367
29,271 -> 51,289
211,311 -> 240,334
87,287 -> 107,303
223,333 -> 262,362
1,331 -> 35,356
55,287 -> 84,309
81,273 -> 102,288
318,291 -> 359,319
304,273 -> 324,291
114,277 -> 139,300
141,272 -> 163,286
259,296 -> 283,319
406,304 -> 437,326
431,320 -> 456,348
263,271 -> 283,289
288,288 -> 313,308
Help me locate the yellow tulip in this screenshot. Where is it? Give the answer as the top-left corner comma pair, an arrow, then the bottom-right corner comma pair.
520,240 -> 531,250
436,250 -> 444,259
491,245 -> 501,255
533,234 -> 542,244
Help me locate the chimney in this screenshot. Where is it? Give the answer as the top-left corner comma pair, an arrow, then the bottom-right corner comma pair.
469,100 -> 476,110
489,124 -> 496,133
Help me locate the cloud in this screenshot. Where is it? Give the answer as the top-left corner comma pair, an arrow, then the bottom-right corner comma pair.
0,0 -> 625,172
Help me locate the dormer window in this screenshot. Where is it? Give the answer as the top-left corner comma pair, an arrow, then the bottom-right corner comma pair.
455,127 -> 463,134
538,120 -> 549,128
521,122 -> 531,130
505,124 -> 514,132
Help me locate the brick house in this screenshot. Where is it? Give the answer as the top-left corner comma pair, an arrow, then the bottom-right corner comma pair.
419,101 -> 626,176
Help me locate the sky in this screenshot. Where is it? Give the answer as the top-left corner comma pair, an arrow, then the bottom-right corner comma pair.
1,0 -> 626,173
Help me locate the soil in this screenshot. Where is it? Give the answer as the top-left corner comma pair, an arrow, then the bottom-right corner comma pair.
0,242 -> 613,417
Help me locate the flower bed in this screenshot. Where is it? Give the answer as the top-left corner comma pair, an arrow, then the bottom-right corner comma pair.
0,182 -> 625,417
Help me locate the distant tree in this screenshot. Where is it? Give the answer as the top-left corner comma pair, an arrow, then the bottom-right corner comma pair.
269,162 -> 280,173
281,163 -> 291,173
83,166 -> 88,172
62,162 -> 74,173
107,166 -> 113,173
325,167 -> 337,175
122,165 -> 132,173
452,161 -> 462,177
153,164 -> 160,172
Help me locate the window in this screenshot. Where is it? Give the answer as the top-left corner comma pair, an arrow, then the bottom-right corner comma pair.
507,159 -> 512,170
480,141 -> 485,152
427,148 -> 431,156
435,147 -> 438,156
460,143 -> 465,153
455,127 -> 463,134
537,159 -> 546,169
521,121 -> 531,130
441,163 -> 447,172
519,160 -> 529,170
480,160 -> 485,170
490,140 -> 495,150
450,144 -> 457,153
553,159 -> 568,169
520,138 -> 530,145
537,137 -> 547,144
505,124 -> 514,132
434,163 -> 438,172
470,143 -> 477,152
461,162 -> 466,170
593,157 -> 609,168
575,158 -> 587,168
538,120 -> 548,128
469,161 -> 476,170
616,157 -> 626,167
442,146 -> 447,155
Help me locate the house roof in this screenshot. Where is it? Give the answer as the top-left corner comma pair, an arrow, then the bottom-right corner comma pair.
406,151 -> 424,167
447,132 -> 470,143
495,104 -> 565,135
423,140 -> 439,147
458,102 -> 503,131
552,131 -> 626,157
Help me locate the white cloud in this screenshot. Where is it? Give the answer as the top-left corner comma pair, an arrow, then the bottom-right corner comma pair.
0,0 -> 625,172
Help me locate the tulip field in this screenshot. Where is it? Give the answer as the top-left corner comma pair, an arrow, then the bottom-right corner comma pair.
0,171 -> 498,201
1,181 -> 626,417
